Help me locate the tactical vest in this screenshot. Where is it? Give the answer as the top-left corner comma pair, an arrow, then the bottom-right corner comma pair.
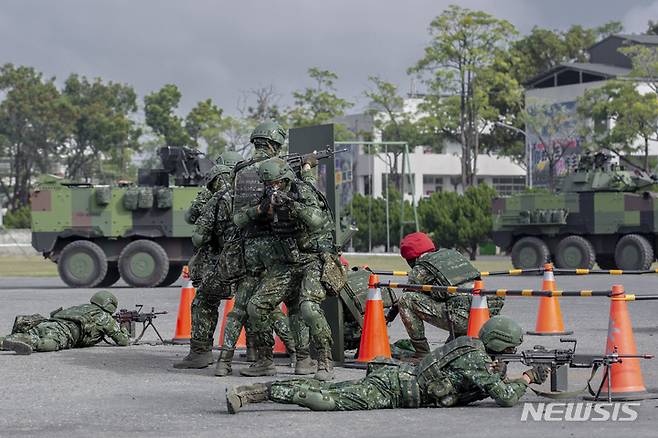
271,182 -> 303,237
415,249 -> 480,286
415,337 -> 484,406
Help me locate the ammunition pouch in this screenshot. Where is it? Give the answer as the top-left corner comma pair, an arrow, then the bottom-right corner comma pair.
216,237 -> 247,285
320,252 -> 347,297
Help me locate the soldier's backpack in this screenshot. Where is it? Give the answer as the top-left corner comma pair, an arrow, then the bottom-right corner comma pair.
11,314 -> 48,334
95,186 -> 111,206
155,187 -> 173,209
138,187 -> 154,209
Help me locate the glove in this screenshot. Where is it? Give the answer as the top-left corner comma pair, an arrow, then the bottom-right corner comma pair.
489,360 -> 508,376
258,195 -> 271,215
303,155 -> 319,168
524,364 -> 550,384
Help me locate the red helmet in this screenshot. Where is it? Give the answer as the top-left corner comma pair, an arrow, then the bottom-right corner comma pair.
400,232 -> 436,260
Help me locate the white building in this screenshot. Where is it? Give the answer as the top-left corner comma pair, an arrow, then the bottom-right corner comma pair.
352,143 -> 525,202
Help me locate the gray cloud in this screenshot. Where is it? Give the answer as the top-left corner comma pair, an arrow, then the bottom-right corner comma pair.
0,0 -> 654,115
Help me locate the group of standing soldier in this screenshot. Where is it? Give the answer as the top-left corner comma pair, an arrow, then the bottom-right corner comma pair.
174,120 -> 341,381
0,120 -> 549,415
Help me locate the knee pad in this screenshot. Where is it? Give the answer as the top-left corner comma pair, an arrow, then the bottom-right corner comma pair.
292,389 -> 337,411
299,301 -> 320,323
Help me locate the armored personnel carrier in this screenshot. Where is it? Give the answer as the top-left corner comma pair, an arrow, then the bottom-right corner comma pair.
492,153 -> 658,270
31,147 -> 213,288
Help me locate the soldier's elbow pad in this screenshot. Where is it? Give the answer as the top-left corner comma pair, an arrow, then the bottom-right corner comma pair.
191,232 -> 207,247
184,209 -> 195,224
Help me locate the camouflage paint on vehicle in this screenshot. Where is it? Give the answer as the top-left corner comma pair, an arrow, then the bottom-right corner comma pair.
492,155 -> 658,270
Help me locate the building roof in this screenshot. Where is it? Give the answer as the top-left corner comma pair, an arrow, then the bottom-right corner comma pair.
587,34 -> 658,52
524,62 -> 631,88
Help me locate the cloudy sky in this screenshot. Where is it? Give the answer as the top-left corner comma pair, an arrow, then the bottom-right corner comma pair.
1,0 -> 657,116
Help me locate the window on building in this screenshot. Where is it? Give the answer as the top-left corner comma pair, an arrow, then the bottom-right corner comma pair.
381,173 -> 415,195
491,176 -> 526,195
362,175 -> 372,196
423,174 -> 443,195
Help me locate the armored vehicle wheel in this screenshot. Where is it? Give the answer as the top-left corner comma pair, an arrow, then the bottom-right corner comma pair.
97,263 -> 121,287
157,263 -> 183,287
57,240 -> 108,288
615,234 -> 654,271
596,255 -> 617,270
554,235 -> 595,269
510,237 -> 550,269
118,240 -> 169,287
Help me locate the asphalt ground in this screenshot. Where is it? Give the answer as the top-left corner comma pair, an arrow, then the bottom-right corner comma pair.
1,271 -> 658,437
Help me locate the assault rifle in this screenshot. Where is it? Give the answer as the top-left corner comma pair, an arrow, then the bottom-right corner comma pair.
113,305 -> 167,345
494,338 -> 653,402
282,146 -> 349,175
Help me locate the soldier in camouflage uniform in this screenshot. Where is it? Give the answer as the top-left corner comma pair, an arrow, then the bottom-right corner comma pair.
226,316 -> 550,413
238,157 -> 342,381
0,291 -> 129,355
175,151 -> 245,369
215,121 -> 308,378
391,232 -> 505,361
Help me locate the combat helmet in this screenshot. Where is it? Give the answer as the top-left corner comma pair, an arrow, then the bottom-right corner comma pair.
478,315 -> 523,353
258,157 -> 295,183
90,290 -> 119,313
250,121 -> 287,146
216,150 -> 244,168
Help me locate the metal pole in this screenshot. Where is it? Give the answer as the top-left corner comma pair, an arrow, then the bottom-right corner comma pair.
406,143 -> 419,231
368,143 -> 372,252
399,148 -> 405,244
385,143 -> 390,252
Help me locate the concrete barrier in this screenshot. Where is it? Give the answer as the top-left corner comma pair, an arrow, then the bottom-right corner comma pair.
0,229 -> 38,256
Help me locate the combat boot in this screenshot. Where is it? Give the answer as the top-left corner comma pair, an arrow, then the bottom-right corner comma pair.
2,339 -> 33,355
294,355 -> 317,375
173,340 -> 214,369
214,348 -> 234,377
226,383 -> 270,414
245,338 -> 258,362
239,347 -> 276,377
314,349 -> 335,381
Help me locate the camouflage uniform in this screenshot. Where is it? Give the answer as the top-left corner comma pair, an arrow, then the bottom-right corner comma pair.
216,123 -> 303,377
1,292 -> 128,354
227,336 -> 529,413
245,159 -> 339,380
399,249 -> 505,355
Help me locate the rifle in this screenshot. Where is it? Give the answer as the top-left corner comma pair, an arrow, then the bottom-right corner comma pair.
494,338 -> 653,402
282,146 -> 349,175
113,305 -> 167,345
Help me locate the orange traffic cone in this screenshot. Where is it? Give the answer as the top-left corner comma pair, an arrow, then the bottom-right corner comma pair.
593,284 -> 649,400
218,298 -> 246,348
357,273 -> 391,362
467,280 -> 490,337
527,263 -> 572,336
171,277 -> 196,344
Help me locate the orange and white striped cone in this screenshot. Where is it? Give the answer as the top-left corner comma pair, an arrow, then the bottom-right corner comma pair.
587,284 -> 650,401
466,280 -> 490,338
357,273 -> 392,362
527,263 -> 572,336
171,271 -> 196,344
218,297 -> 246,348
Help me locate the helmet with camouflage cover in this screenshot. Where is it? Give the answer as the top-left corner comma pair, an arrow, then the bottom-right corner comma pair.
216,150 -> 244,168
204,164 -> 232,188
90,290 -> 119,313
250,121 -> 287,146
258,157 -> 295,183
478,315 -> 523,353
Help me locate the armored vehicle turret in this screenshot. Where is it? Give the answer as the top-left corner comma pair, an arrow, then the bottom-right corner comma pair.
492,153 -> 658,270
31,147 -> 214,288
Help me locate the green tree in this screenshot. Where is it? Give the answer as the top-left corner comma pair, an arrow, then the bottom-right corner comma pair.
185,98 -> 225,158
0,64 -> 74,210
417,184 -> 496,260
578,81 -> 658,171
409,5 -> 520,188
524,99 -> 584,192
143,84 -> 190,147
287,67 -> 354,140
62,74 -> 141,181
